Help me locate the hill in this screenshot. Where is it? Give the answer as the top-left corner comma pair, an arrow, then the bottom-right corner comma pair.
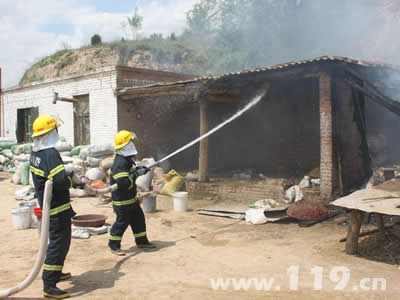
20,38 -> 209,85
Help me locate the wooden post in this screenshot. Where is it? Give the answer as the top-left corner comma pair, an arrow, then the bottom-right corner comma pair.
199,99 -> 209,182
375,213 -> 385,236
345,210 -> 364,254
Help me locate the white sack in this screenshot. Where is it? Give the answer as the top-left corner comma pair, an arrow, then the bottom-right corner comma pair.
135,158 -> 155,192
86,168 -> 105,181
87,144 -> 114,157
245,208 -> 268,225
283,185 -> 303,203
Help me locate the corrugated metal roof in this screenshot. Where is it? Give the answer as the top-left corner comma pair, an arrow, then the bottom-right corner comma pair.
117,56 -> 400,94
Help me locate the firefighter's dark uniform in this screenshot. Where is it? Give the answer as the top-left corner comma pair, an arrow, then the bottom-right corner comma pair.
108,154 -> 148,250
30,148 -> 75,284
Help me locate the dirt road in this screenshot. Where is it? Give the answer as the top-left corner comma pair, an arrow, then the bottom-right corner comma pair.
0,174 -> 399,299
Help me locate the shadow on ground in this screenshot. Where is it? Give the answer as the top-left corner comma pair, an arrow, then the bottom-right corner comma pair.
67,240 -> 175,298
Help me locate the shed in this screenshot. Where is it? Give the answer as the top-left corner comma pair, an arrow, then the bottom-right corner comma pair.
116,56 -> 400,202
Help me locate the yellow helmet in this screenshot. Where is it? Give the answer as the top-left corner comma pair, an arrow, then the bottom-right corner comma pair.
32,115 -> 60,137
114,130 -> 136,149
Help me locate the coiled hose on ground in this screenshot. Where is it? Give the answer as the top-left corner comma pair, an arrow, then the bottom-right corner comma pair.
0,180 -> 53,298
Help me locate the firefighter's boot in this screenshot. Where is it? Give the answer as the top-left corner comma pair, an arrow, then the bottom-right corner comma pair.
43,281 -> 70,299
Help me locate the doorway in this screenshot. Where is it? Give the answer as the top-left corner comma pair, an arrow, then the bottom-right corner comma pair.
16,107 -> 39,143
73,94 -> 90,146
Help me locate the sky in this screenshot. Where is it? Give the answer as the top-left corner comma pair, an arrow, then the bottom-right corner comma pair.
0,0 -> 197,88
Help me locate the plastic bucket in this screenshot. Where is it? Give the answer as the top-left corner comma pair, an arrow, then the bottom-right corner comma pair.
19,201 -> 37,225
11,207 -> 32,230
142,195 -> 156,213
173,192 -> 188,212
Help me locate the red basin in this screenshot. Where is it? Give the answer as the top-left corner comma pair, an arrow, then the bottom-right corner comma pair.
71,214 -> 107,227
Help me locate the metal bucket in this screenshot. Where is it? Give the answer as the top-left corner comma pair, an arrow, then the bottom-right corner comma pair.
142,195 -> 156,213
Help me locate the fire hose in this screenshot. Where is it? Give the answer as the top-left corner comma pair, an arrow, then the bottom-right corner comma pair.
0,180 -> 53,298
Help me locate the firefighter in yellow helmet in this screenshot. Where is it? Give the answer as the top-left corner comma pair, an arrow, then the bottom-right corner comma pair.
30,115 -> 75,299
108,130 -> 155,256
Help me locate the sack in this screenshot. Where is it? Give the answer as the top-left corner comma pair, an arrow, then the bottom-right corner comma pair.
69,188 -> 89,198
79,148 -> 89,161
86,168 -> 105,181
55,142 -> 73,152
23,144 -> 33,154
299,176 -> 311,189
283,185 -> 303,204
0,155 -> 5,164
99,157 -> 114,170
14,145 -> 25,155
21,161 -> 30,185
12,173 -> 21,185
0,141 -> 18,150
2,149 -> 13,159
12,163 -> 24,185
86,156 -> 103,168
15,186 -> 35,200
245,208 -> 268,225
135,158 -> 155,192
70,145 -> 87,157
62,156 -> 73,164
161,169 -> 184,196
72,158 -> 84,166
87,144 -> 114,157
15,154 -> 30,161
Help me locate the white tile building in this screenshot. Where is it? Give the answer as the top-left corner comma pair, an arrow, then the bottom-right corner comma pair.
0,66 -> 194,146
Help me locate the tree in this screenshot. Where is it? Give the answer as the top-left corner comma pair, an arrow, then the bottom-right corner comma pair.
186,0 -> 218,35
91,34 -> 102,46
127,7 -> 144,40
170,32 -> 177,40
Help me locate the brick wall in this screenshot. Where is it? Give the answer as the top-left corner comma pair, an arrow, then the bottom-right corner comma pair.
186,181 -> 284,202
319,73 -> 334,200
117,94 -> 199,169
1,68 -> 118,145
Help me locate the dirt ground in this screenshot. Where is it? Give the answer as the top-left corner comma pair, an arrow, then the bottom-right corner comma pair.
1,174 -> 400,300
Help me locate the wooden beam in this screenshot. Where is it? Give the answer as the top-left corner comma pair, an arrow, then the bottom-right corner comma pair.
59,97 -> 79,104
344,67 -> 400,116
199,99 -> 209,182
207,89 -> 241,95
206,95 -> 238,103
121,90 -> 187,100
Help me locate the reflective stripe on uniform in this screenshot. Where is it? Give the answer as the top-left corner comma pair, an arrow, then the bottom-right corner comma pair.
109,235 -> 122,241
128,177 -> 134,190
113,172 -> 129,180
43,264 -> 63,271
48,164 -> 65,180
134,232 -> 146,238
30,166 -> 45,177
50,203 -> 71,216
112,197 -> 137,206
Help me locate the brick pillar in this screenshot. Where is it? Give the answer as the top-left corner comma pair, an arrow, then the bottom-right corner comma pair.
319,73 -> 334,201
